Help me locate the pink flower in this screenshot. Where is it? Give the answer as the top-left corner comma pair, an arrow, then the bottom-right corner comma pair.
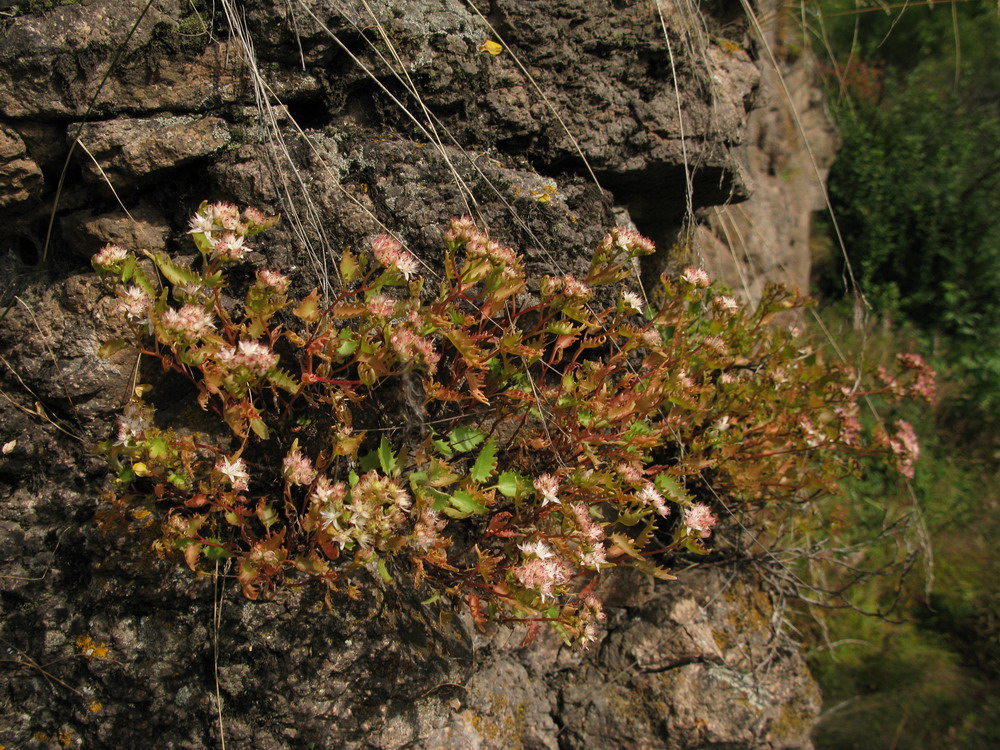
210,202 -> 241,232
703,335 -> 726,354
533,474 -> 560,505
215,340 -> 278,377
282,450 -> 317,486
684,503 -> 718,538
258,269 -> 289,294
598,227 -> 656,256
637,483 -> 670,517
616,462 -> 644,484
372,234 -> 419,280
159,304 -> 215,342
570,503 -> 606,542
366,293 -> 396,320
886,419 -> 920,479
518,539 -> 556,560
443,216 -> 477,245
897,353 -> 937,403
514,556 -> 573,601
713,295 -> 739,314
115,400 -> 153,445
93,244 -> 128,269
621,290 -> 645,313
389,327 -> 440,374
411,508 -> 447,551
561,274 -> 592,301
682,267 -> 711,288
119,286 -> 151,321
242,206 -> 279,231
211,232 -> 248,261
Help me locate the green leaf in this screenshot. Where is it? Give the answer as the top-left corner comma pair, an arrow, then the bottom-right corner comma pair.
377,436 -> 397,475
340,249 -> 360,283
293,289 -> 322,322
432,437 -> 454,458
655,474 -> 692,504
98,338 -> 130,358
449,425 -> 485,453
444,489 -> 487,518
257,502 -> 278,529
204,539 -> 234,559
147,436 -> 169,459
496,471 -> 522,498
336,334 -> 359,357
469,438 -> 498,483
267,367 -> 298,394
250,418 -> 269,440
144,250 -> 201,287
420,487 -> 451,512
358,447 -> 380,473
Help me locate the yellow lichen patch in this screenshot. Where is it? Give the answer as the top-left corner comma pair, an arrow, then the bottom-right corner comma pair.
75,634 -> 110,660
89,700 -> 103,713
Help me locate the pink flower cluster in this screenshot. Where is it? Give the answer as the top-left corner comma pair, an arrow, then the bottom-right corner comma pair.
282,450 -> 317,486
542,274 -> 592,301
217,340 -> 278,378
597,226 -> 656,257
115,400 -> 154,446
372,234 -> 419,280
881,419 -> 920,479
569,503 -> 608,569
257,269 -> 290,294
187,203 -> 278,262
533,474 -> 560,505
514,540 -> 574,600
712,295 -> 739,314
389,327 -> 441,374
682,267 -> 711,288
897,353 -> 937,403
465,233 -> 518,268
684,502 -> 718,538
119,286 -> 151,322
93,244 -> 128,269
366,292 -> 397,320
159,304 -> 215,343
637,483 -> 671,517
443,215 -> 478,245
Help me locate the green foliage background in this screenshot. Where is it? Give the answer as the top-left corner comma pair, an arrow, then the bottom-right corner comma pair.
806,1 -> 1000,747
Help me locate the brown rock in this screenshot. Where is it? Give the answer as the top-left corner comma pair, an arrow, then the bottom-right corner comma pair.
60,204 -> 170,260
0,122 -> 43,208
74,115 -> 232,190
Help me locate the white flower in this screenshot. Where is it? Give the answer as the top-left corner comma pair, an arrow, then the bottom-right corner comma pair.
621,290 -> 644,313
533,474 -> 560,505
215,455 -> 249,491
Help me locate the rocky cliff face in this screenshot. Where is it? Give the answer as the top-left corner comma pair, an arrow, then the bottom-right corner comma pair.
0,1 -> 824,747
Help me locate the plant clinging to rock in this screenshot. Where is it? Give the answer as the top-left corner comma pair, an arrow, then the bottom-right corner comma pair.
93,202 -> 933,647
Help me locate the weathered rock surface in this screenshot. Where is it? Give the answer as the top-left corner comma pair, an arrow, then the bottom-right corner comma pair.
74,115 -> 233,190
695,0 -> 838,303
0,0 -> 825,747
0,122 -> 44,208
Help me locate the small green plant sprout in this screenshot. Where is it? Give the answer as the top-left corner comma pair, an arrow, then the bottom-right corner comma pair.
93,203 -> 934,647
